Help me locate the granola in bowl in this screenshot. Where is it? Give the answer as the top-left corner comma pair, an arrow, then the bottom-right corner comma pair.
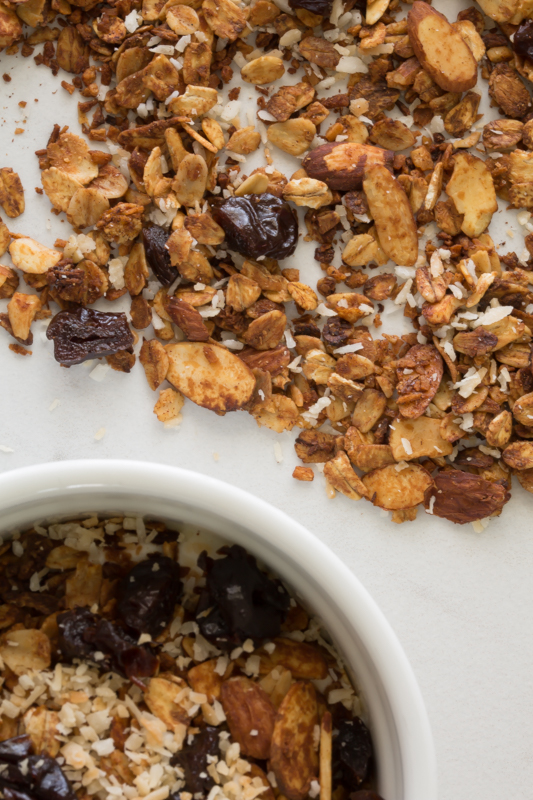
0,516 -> 384,800
2,0 -> 533,526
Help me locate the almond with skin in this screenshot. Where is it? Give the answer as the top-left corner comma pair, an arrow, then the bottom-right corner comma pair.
362,164 -> 418,266
302,142 -> 393,191
425,469 -> 511,522
407,1 -> 478,93
220,676 -> 276,759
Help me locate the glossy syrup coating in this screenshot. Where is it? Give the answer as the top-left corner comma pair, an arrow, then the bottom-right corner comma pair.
171,726 -> 219,794
0,735 -> 76,800
514,20 -> 533,62
196,544 -> 290,648
46,307 -> 133,366
142,225 -> 177,286
334,718 -> 374,789
211,194 -> 298,260
57,608 -> 158,685
116,555 -> 183,636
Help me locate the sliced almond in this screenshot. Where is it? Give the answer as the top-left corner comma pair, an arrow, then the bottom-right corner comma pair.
407,1 -> 477,93
9,237 -> 62,275
258,638 -> 327,679
220,676 -> 276,759
445,152 -> 498,238
270,681 -> 318,800
362,463 -> 434,510
24,706 -> 60,757
0,629 -> 51,675
389,416 -> 453,461
363,164 -> 418,266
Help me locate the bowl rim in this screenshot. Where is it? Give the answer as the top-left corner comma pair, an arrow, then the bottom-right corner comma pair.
0,459 -> 437,800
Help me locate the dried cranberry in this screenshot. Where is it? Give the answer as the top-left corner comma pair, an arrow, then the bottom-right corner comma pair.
57,608 -> 158,685
171,727 -> 219,794
334,718 -> 373,789
116,555 -> 183,637
514,20 -> 533,62
0,736 -> 76,800
143,225 -> 177,286
46,307 -> 133,366
196,545 -> 289,648
289,0 -> 332,17
211,194 -> 298,260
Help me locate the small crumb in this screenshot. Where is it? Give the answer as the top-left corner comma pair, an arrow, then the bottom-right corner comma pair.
14,128 -> 24,135
213,452 -> 219,461
94,427 -> 106,441
293,466 -> 314,482
8,344 -> 31,356
18,101 -> 26,108
49,399 -> 60,412
3,74 -> 11,82
274,442 -> 283,463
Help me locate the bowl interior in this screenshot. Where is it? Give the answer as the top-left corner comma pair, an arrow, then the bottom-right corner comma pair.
0,461 -> 437,800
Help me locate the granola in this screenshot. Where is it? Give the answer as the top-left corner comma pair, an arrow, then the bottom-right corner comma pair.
3,0 -> 533,526
0,516 -> 384,800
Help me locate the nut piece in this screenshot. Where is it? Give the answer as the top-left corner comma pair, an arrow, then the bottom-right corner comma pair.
0,629 -> 51,675
165,342 -> 255,412
389,416 -> 453,460
283,179 -> 332,209
407,1 -> 477,92
323,450 -> 368,500
258,638 -> 327,679
299,36 -> 340,68
220,676 -> 276,759
425,469 -> 511,522
154,387 -> 184,422
166,298 -> 210,341
7,292 -> 40,342
446,153 -> 498,238
362,164 -> 418,266
267,83 -> 315,122
489,63 -> 531,119
202,0 -> 247,40
0,168 -> 24,218
145,675 -> 189,731
363,463 -> 434,510
243,309 -> 286,350
24,706 -> 60,757
140,339 -> 170,390
302,142 -> 394,191
9,237 -> 62,275
287,281 -> 318,310
293,466 -> 314,481
47,132 -> 99,185
270,682 -> 319,800
242,56 -> 285,85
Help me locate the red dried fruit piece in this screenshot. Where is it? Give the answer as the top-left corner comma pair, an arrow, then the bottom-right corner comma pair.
47,307 -> 133,366
425,469 -> 511,524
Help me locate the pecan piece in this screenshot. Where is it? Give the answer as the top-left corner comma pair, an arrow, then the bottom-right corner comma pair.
396,344 -> 443,419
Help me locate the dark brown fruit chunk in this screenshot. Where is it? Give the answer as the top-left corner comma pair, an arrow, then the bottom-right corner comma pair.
334,718 -> 373,789
211,194 -> 298,260
46,307 -> 133,366
116,555 -> 183,636
513,20 -> 533,62
142,225 -> 177,287
196,544 -> 290,648
171,727 -> 219,794
0,736 -> 76,800
289,0 -> 331,16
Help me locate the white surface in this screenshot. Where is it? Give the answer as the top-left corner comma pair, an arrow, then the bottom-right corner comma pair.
1,1 -> 533,798
0,460 -> 438,800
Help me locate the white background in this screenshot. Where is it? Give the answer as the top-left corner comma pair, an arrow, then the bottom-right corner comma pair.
1,1 -> 533,798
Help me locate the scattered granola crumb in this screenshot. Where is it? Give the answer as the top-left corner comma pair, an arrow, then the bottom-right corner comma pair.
94,427 -> 106,440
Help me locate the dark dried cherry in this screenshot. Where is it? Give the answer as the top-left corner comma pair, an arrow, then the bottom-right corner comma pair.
143,225 -> 177,287
0,736 -> 76,800
171,727 -> 219,794
289,0 -> 332,17
116,555 -> 183,637
211,194 -> 298,260
46,307 -> 133,367
57,608 -> 158,685
196,544 -> 289,648
513,20 -> 533,62
334,718 -> 373,789
322,317 -> 354,347
349,793 -> 385,800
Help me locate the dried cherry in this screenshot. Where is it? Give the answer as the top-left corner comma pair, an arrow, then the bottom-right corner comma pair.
57,608 -> 158,685
513,20 -> 533,62
143,225 -> 177,287
211,194 -> 298,260
0,736 -> 76,800
171,727 -> 219,794
289,0 -> 332,17
46,307 -> 133,366
196,544 -> 289,648
116,555 -> 183,636
334,718 -> 373,789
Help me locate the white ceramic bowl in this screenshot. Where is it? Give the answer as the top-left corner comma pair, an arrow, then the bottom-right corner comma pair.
0,460 -> 436,800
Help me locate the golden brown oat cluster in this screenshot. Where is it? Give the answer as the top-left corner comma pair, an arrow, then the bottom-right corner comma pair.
2,0 -> 533,525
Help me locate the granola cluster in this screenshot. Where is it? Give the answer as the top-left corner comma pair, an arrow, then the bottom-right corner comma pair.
2,0 -> 533,525
0,517 -> 381,800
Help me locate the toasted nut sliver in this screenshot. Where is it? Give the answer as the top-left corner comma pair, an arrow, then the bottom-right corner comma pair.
362,164 -> 418,266
258,638 -> 327,679
242,56 -> 285,85
0,629 -> 51,676
9,238 -> 62,275
319,711 -> 332,800
389,416 -> 453,461
235,173 -> 269,197
445,152 -> 497,238
220,676 -> 276,759
362,463 -> 433,510
145,675 -> 189,731
0,168 -> 24,218
271,681 -> 318,800
140,339 -> 170,391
